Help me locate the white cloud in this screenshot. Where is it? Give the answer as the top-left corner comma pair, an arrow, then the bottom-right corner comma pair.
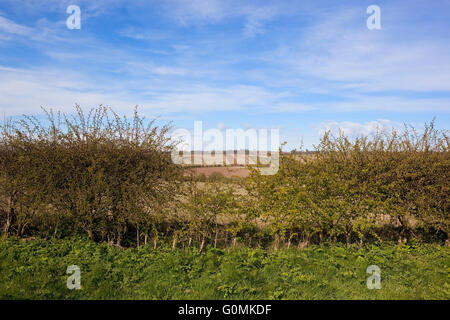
0,66 -> 133,116
118,26 -> 170,41
0,15 -> 33,36
330,96 -> 450,113
126,62 -> 189,76
165,0 -> 285,37
169,0 -> 227,25
241,5 -> 279,37
318,119 -> 398,137
1,1 -> 449,121
2,63 -> 448,118
267,6 -> 450,93
143,85 -> 280,112
0,0 -> 125,19
268,103 -> 316,113
0,66 -> 284,116
266,95 -> 450,114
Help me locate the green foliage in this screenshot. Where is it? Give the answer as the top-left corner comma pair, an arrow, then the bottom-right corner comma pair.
245,121 -> 449,247
0,107 -> 448,248
0,238 -> 448,299
183,181 -> 239,251
0,106 -> 181,245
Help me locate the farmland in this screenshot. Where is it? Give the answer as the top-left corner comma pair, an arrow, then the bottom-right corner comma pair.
0,106 -> 448,299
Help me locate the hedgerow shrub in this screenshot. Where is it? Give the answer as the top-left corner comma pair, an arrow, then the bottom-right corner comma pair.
0,107 -> 448,248
245,121 -> 449,247
0,106 -> 181,245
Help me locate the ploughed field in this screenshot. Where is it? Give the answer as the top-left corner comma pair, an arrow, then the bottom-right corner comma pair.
185,166 -> 250,178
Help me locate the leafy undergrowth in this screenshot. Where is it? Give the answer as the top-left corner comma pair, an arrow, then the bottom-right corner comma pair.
0,237 -> 448,300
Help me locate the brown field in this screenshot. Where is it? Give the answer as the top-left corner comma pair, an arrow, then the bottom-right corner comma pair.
180,152 -> 315,178
184,166 -> 250,178
178,151 -> 272,166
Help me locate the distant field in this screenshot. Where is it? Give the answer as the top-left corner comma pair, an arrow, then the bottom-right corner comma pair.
0,238 -> 448,300
178,151 -> 276,167
185,166 -> 250,178
181,151 -> 315,178
181,151 -> 307,178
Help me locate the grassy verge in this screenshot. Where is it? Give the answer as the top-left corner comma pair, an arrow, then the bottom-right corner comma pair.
0,237 -> 448,299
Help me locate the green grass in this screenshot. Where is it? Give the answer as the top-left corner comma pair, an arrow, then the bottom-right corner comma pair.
0,237 -> 448,299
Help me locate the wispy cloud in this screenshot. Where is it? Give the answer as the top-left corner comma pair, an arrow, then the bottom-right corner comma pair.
265,4 -> 450,93
118,26 -> 170,41
0,66 -> 284,116
169,0 -> 228,25
240,5 -> 279,37
0,0 -> 448,149
165,0 -> 287,37
318,119 -> 399,137
0,15 -> 33,36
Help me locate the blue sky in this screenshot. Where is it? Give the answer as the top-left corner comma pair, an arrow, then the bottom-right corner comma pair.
0,0 -> 449,150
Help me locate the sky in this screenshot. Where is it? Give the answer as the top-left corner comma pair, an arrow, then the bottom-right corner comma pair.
0,0 -> 449,150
